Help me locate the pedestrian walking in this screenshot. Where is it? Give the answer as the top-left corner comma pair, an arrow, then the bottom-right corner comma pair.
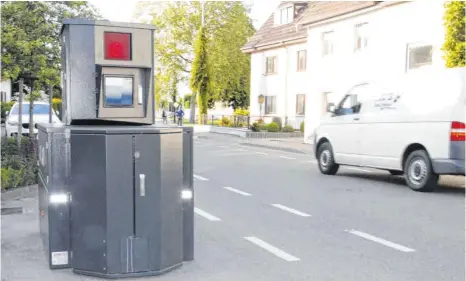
176,108 -> 184,126
162,109 -> 167,124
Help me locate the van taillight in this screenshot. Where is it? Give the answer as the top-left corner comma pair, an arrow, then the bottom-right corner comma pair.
450,121 -> 465,141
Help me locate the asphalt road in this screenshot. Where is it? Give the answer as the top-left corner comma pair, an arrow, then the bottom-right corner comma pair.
1,134 -> 464,281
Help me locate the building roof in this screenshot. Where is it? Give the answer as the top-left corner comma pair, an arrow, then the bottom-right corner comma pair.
242,1 -> 383,53
241,2 -> 310,53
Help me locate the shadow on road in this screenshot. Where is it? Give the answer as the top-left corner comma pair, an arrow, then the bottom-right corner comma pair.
337,172 -> 465,197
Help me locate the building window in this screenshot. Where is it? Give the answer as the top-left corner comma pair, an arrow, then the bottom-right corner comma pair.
407,44 -> 433,70
264,95 -> 277,114
280,6 -> 294,24
354,23 -> 369,51
266,56 -> 277,74
322,31 -> 334,56
297,50 -> 306,71
296,94 -> 305,115
0,91 -> 6,102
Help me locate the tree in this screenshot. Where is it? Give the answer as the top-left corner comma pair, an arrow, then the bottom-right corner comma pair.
442,1 -> 466,68
1,1 -> 100,144
206,2 -> 255,109
190,27 -> 209,124
144,1 -> 255,120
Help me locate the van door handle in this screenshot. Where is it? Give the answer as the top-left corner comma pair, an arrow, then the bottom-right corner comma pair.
353,117 -> 360,121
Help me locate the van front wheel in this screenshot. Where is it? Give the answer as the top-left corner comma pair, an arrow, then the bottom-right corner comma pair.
317,142 -> 339,175
404,150 -> 438,192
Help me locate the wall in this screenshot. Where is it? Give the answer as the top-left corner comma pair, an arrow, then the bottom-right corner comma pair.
303,1 -> 447,142
249,42 -> 308,128
0,79 -> 12,102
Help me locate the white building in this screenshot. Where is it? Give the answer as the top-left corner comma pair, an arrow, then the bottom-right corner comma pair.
243,1 -> 448,138
242,2 -> 309,129
1,79 -> 12,102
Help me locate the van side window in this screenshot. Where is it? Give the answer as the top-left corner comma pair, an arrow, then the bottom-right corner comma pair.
336,94 -> 359,115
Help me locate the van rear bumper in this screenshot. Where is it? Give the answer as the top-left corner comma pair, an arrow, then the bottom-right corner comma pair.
432,159 -> 465,175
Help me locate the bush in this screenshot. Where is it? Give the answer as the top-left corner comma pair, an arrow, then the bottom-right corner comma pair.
234,108 -> 250,116
266,122 -> 279,132
1,101 -> 14,119
1,137 -> 38,191
300,121 -> 305,133
251,122 -> 262,132
272,117 -> 282,131
218,116 -> 231,127
282,125 -> 294,132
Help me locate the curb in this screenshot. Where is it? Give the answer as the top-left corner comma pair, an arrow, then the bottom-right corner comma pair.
240,142 -> 314,155
1,185 -> 38,201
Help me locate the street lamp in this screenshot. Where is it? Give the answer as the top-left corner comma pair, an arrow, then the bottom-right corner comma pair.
258,94 -> 265,120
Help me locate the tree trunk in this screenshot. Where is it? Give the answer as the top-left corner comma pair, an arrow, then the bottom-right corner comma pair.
17,78 -> 23,147
28,87 -> 35,153
189,92 -> 197,123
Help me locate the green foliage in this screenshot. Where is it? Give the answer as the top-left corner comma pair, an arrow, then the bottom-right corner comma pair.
1,101 -> 15,119
1,1 -> 101,84
266,122 -> 279,133
184,94 -> 192,109
251,122 -> 263,132
218,116 -> 232,127
147,2 -> 254,112
282,125 -> 294,133
191,26 -> 209,122
234,108 -> 250,116
442,1 -> 466,67
1,137 -> 37,190
272,117 -> 282,131
300,121 -> 305,133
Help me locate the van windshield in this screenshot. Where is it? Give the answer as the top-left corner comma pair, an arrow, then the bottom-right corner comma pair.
10,104 -> 50,115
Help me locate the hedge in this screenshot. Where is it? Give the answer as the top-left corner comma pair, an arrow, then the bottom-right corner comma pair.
1,137 -> 38,191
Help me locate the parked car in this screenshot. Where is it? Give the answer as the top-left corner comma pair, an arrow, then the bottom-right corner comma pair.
314,67 -> 465,192
5,101 -> 61,136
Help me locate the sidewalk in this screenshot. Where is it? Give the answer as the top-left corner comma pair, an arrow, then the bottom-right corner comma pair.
240,137 -> 314,155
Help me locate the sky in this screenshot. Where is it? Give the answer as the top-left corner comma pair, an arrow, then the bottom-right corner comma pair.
89,0 -> 280,29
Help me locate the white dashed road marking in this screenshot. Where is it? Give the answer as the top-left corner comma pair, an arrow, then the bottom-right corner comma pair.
346,229 -> 415,252
223,186 -> 252,196
193,174 -> 209,181
217,152 -> 252,157
255,152 -> 268,156
244,236 -> 300,262
194,208 -> 221,221
280,156 -> 296,160
271,204 -> 311,217
308,160 -> 317,164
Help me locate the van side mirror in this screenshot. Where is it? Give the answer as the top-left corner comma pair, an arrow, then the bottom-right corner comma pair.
5,111 -> 9,115
327,103 -> 335,113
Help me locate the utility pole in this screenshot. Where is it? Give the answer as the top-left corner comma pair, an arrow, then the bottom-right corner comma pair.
49,84 -> 53,123
17,78 -> 23,147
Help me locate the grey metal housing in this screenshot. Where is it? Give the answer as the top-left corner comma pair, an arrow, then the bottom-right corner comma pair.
37,123 -> 194,278
37,124 -> 72,269
60,19 -> 156,125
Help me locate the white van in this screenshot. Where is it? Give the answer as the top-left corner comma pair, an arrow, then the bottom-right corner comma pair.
314,67 -> 465,192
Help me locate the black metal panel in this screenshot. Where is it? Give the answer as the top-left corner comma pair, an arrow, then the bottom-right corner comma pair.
105,134 -> 134,275
134,134 -> 162,272
182,128 -> 194,261
37,123 -> 72,269
159,133 -> 184,269
70,133 -> 107,273
68,24 -> 96,122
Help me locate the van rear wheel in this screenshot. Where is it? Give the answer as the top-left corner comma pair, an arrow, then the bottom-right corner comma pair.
404,150 -> 438,192
317,142 -> 339,175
